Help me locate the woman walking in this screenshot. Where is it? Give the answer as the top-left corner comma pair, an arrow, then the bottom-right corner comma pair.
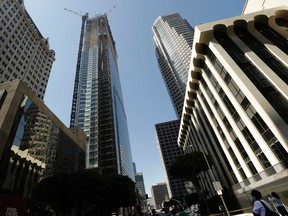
268,192 -> 288,216
251,190 -> 276,216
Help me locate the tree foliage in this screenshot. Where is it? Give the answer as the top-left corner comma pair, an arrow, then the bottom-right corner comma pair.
31,169 -> 137,215
169,151 -> 212,194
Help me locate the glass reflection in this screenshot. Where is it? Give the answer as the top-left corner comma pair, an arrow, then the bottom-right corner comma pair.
9,95 -> 85,179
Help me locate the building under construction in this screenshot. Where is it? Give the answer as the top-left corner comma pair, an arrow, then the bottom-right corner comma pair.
69,12 -> 134,179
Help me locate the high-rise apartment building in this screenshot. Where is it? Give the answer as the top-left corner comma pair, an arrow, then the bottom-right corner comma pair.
152,13 -> 194,199
70,14 -> 134,179
178,5 -> 288,210
0,0 -> 55,100
152,13 -> 194,118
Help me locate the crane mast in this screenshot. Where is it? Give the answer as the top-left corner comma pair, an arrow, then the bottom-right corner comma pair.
65,6 -> 115,127
64,8 -> 88,127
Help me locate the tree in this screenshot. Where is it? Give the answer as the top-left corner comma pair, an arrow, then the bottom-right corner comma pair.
169,151 -> 212,197
31,169 -> 137,215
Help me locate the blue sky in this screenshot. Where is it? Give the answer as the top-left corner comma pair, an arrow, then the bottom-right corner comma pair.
25,0 -> 246,196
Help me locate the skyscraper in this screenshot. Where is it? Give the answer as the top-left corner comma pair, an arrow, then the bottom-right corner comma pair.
135,172 -> 146,198
178,4 -> 288,210
70,14 -> 134,179
152,13 -> 194,199
152,13 -> 194,118
0,0 -> 55,100
155,120 -> 188,198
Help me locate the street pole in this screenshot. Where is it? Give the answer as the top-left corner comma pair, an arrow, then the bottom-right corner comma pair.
201,150 -> 230,216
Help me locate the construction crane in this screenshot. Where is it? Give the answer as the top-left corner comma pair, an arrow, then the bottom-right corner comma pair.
64,8 -> 88,18
105,5 -> 116,16
65,6 -> 115,126
64,8 -> 88,127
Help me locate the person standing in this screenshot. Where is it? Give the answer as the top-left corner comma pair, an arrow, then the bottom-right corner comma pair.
268,192 -> 288,216
251,190 -> 277,216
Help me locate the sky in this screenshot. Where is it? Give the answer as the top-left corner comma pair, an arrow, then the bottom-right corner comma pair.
24,0 -> 246,196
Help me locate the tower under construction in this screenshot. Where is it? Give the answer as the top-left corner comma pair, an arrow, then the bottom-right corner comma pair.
70,13 -> 134,179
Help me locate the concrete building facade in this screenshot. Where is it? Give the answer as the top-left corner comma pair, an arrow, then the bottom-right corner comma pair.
0,0 -> 55,100
178,5 -> 288,210
151,182 -> 169,210
0,80 -> 86,198
242,0 -> 288,14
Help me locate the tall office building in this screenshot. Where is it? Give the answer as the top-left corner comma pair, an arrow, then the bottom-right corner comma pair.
151,182 -> 169,210
178,5 -> 288,210
152,13 -> 194,199
135,172 -> 146,198
70,14 -> 134,179
0,0 -> 55,100
155,120 -> 188,198
135,172 -> 147,210
152,13 -> 194,118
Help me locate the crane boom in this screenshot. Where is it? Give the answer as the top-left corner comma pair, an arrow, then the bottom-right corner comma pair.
64,8 -> 88,17
105,5 -> 116,16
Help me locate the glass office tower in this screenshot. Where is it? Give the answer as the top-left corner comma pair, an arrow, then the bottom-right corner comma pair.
152,13 -> 194,118
152,13 -> 194,198
70,14 -> 134,179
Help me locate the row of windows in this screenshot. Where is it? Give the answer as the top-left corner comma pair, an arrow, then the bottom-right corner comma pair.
0,0 -> 54,83
209,28 -> 287,167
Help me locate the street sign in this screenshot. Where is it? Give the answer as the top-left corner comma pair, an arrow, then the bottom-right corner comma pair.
213,181 -> 223,191
217,190 -> 223,195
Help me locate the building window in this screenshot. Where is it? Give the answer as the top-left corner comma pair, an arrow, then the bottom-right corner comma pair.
0,90 -> 7,109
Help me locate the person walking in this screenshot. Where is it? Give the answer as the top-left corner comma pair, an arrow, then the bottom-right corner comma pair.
251,189 -> 278,216
151,209 -> 159,216
169,208 -> 177,216
268,192 -> 288,216
178,207 -> 188,216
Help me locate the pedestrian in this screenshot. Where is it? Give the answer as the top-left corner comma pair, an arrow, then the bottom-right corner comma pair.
268,192 -> 288,216
169,208 -> 177,216
178,207 -> 188,216
251,189 -> 278,216
151,209 -> 159,216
